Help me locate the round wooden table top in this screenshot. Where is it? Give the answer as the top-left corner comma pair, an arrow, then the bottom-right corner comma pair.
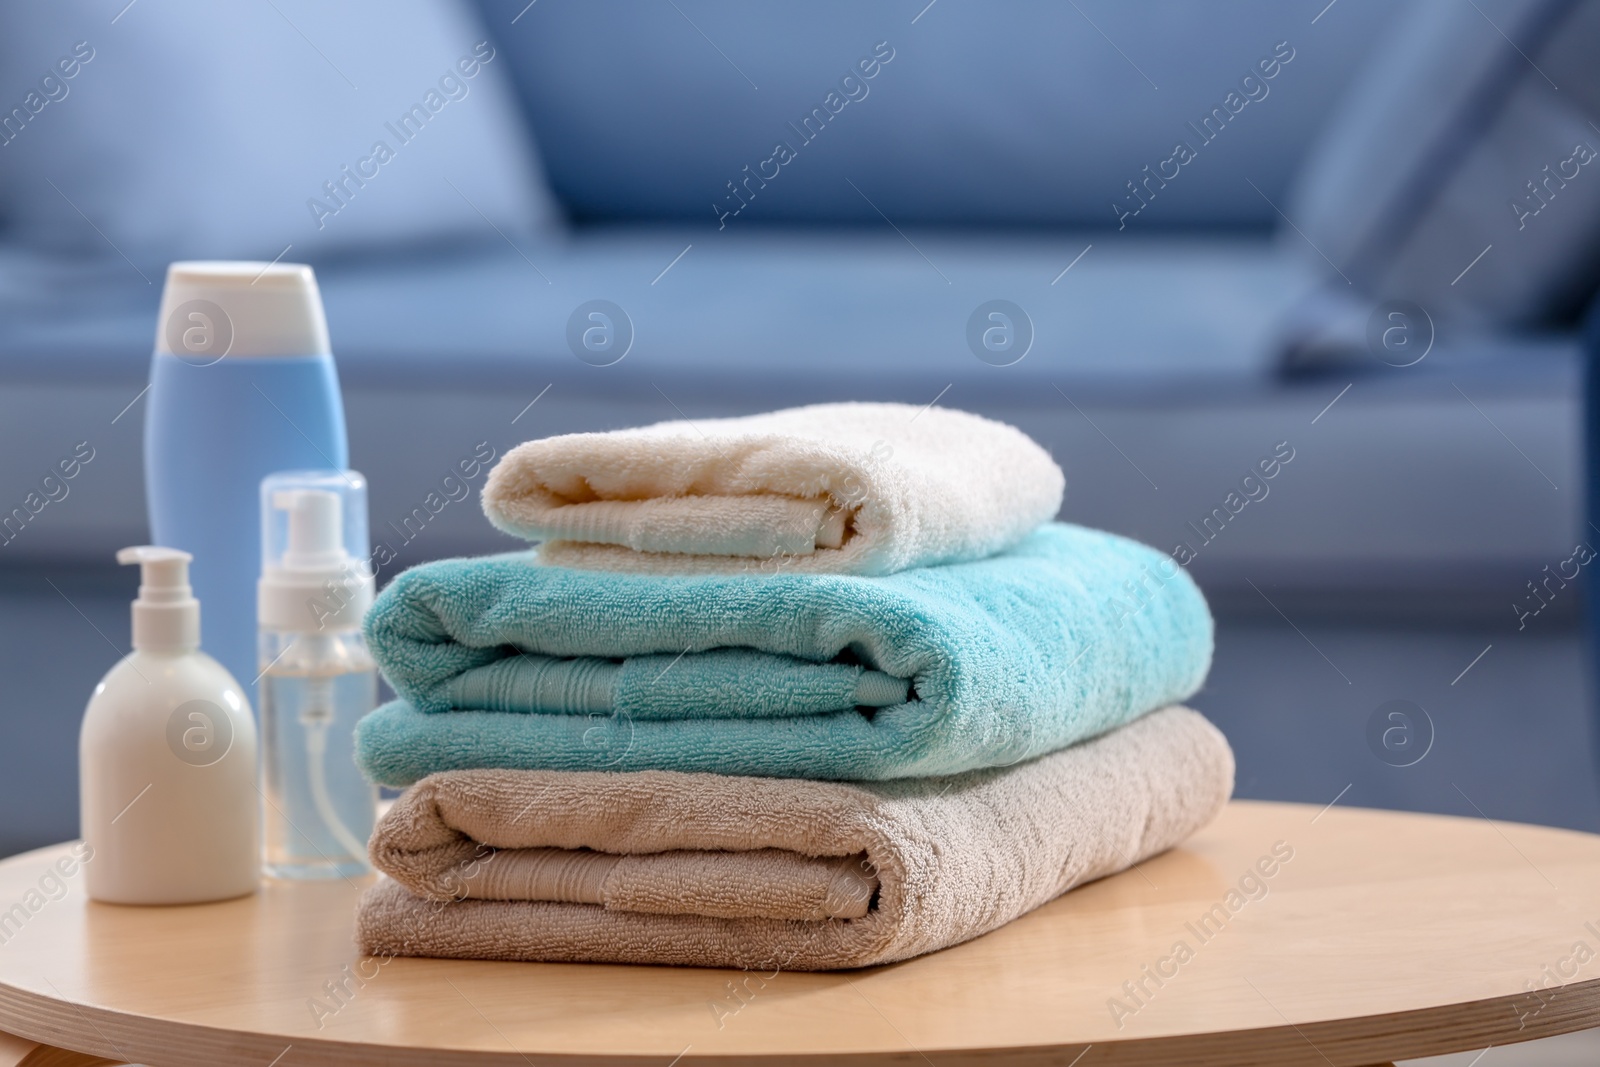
2,800 -> 1599,1067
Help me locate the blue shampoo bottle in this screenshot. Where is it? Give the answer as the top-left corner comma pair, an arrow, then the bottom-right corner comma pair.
145,262 -> 349,702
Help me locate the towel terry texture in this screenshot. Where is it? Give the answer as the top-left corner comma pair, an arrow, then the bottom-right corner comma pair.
357,706 -> 1233,970
354,523 -> 1213,786
480,402 -> 1066,575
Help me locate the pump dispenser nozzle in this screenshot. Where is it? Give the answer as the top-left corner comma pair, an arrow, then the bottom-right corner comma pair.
117,545 -> 200,652
273,489 -> 344,570
258,475 -> 373,633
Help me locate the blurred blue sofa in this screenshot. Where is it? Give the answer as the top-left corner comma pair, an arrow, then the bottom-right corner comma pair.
0,0 -> 1593,610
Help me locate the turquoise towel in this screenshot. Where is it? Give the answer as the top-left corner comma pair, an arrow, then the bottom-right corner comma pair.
355,523 -> 1212,785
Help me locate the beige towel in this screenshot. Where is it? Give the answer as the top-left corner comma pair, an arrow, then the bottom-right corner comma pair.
480,402 -> 1065,575
357,706 -> 1233,970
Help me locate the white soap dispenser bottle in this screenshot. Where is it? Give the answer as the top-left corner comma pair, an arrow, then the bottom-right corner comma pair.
80,546 -> 260,904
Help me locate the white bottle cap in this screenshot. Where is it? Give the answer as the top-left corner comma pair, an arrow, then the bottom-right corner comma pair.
155,261 -> 331,362
118,546 -> 200,653
258,475 -> 374,633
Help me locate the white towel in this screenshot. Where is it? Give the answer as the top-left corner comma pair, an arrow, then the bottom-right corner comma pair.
482,402 -> 1065,575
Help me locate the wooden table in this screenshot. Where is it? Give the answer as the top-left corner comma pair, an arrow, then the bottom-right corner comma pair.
1,800 -> 1598,1066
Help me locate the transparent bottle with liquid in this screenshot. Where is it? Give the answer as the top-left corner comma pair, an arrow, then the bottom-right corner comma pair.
258,471 -> 377,879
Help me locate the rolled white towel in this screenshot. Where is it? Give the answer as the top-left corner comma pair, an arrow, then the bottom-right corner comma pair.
481,401 -> 1065,575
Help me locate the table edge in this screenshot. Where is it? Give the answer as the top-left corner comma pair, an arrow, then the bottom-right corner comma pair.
6,801 -> 1600,1065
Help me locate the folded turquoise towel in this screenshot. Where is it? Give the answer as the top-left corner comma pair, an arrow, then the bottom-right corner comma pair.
355,523 -> 1212,785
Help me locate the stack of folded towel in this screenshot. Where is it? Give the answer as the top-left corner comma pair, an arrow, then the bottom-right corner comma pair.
353,402 -> 1234,970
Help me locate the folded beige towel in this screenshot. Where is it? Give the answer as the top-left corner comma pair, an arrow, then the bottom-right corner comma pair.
358,706 -> 1233,970
481,402 -> 1065,575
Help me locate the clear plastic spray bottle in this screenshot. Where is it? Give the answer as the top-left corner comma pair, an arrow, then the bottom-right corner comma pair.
258,470 -> 377,879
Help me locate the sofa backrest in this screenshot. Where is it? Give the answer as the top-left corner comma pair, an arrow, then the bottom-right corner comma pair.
475,0 -> 1407,229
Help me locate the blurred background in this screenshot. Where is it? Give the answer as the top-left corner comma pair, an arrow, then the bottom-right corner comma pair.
1,0 -> 1597,903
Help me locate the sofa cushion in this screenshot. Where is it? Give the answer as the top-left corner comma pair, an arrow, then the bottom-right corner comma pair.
0,0 -> 561,279
475,0 -> 1404,228
1289,0 -> 1600,331
0,227 -> 1316,388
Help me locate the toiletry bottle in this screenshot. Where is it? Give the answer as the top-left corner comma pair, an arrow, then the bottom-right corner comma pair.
258,471 -> 378,879
80,547 -> 260,904
145,262 -> 349,705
